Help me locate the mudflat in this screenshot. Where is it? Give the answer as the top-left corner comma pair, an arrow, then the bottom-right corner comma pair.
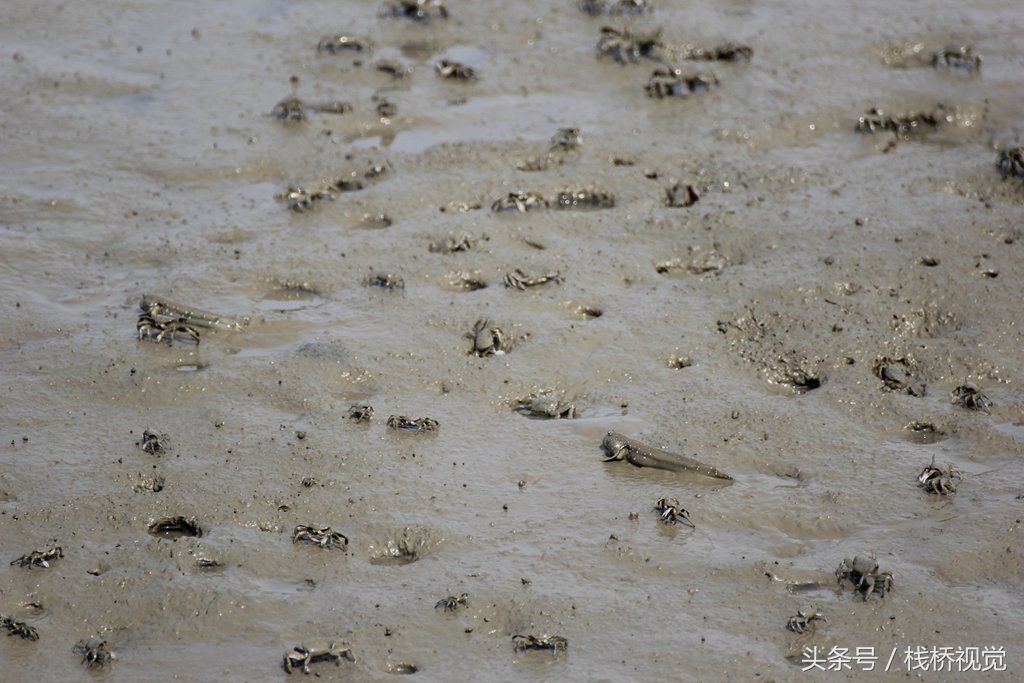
1,1 -> 1022,680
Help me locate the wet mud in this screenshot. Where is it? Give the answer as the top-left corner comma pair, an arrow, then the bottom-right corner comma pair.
1,0 -> 1023,681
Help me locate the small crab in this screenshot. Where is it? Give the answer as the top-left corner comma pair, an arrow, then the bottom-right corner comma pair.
283,639 -> 355,674
139,429 -> 169,454
467,318 -> 512,356
73,636 -> 115,668
597,26 -> 663,65
550,127 -> 583,151
514,390 -> 577,419
387,415 -> 440,432
678,42 -> 752,62
382,0 -> 448,21
445,270 -> 488,291
555,189 -> 615,210
137,313 -> 201,345
917,459 -> 961,495
155,318 -> 201,345
512,634 -> 568,653
492,191 -> 548,213
786,608 -> 827,634
665,182 -> 700,207
348,404 -> 374,423
950,382 -> 992,412
10,546 -> 62,569
836,555 -> 893,600
276,185 -> 334,213
435,593 -> 469,611
293,525 -> 349,550
646,68 -> 719,98
2,616 -> 40,641
654,497 -> 694,527
855,107 -> 943,137
708,42 -> 753,61
317,35 -> 372,54
504,268 -> 561,290
996,146 -> 1024,179
436,59 -> 476,80
429,232 -> 477,254
873,358 -> 925,396
270,96 -> 308,122
364,272 -> 405,290
930,45 -> 980,72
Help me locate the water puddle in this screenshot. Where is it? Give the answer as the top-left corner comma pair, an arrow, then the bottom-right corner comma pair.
352,91 -> 606,153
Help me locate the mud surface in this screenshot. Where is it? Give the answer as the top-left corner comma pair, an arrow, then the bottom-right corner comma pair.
2,1 -> 1023,681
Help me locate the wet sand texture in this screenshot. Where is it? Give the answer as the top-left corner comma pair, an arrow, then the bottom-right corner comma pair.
1,0 -> 1023,680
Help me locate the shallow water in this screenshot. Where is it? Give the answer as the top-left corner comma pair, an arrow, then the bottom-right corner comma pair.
2,0 -> 1023,680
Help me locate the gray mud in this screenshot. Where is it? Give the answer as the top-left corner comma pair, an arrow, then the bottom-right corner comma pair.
1,1 -> 1023,681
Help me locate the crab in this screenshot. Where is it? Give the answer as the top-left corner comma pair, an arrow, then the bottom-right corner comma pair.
676,42 -> 752,62
137,312 -> 201,345
855,107 -> 944,137
654,497 -> 694,527
444,270 -> 487,292
950,382 -> 992,412
435,593 -> 469,611
292,525 -> 349,550
10,546 -> 62,569
707,42 -> 753,61
873,358 -> 925,396
491,191 -> 548,213
348,404 -> 374,423
2,616 -> 39,641
555,189 -> 615,210
512,634 -> 568,653
435,59 -> 476,80
645,68 -> 719,98
550,127 -> 583,151
283,639 -> 355,674
387,415 -> 440,432
155,318 -> 201,345
917,459 -> 961,495
148,516 -> 203,538
836,555 -> 893,600
504,268 -> 561,290
73,637 -> 114,668
364,272 -> 405,290
665,182 -> 700,207
270,96 -> 308,122
996,146 -> 1024,179
382,0 -> 448,21
786,608 -> 827,634
373,99 -> 396,119
139,429 -> 169,454
467,319 -> 512,356
596,26 -> 663,65
514,390 -> 577,419
429,232 -> 477,254
930,45 -> 980,72
317,34 -> 372,54
276,185 -> 334,212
